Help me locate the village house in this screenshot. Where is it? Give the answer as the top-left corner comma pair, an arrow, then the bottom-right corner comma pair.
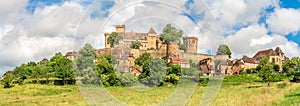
252,47 -> 287,72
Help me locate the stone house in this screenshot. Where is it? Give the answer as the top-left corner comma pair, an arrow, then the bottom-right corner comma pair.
64,51 -> 78,61
252,47 -> 287,72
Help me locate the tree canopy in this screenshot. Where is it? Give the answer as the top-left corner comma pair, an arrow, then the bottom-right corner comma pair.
108,32 -> 123,47
76,43 -> 96,71
216,44 -> 232,58
160,24 -> 183,43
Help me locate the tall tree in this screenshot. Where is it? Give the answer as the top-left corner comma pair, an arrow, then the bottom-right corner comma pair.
160,24 -> 183,43
76,43 -> 96,71
139,58 -> 167,87
108,32 -> 123,47
134,53 -> 153,67
283,57 -> 300,73
50,52 -> 74,85
258,63 -> 275,86
216,44 -> 232,58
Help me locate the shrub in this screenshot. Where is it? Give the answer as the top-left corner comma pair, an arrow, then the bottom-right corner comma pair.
199,77 -> 209,86
164,74 -> 180,85
1,74 -> 15,88
118,72 -> 138,87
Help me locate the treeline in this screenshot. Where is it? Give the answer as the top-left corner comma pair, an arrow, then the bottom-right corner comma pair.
1,43 -> 189,88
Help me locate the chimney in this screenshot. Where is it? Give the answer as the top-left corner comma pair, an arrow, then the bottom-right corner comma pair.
116,25 -> 125,32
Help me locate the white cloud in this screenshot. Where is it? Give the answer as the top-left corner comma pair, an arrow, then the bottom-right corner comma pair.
267,8 -> 300,35
225,24 -> 300,58
250,36 -> 273,47
203,0 -> 278,34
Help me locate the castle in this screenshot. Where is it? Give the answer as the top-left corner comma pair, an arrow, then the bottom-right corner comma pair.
96,25 -> 223,75
64,25 -> 288,76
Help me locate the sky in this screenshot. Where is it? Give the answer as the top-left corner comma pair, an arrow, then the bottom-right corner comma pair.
0,0 -> 300,76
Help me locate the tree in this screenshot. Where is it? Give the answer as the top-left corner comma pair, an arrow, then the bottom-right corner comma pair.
75,43 -> 96,71
50,52 -> 74,85
283,57 -> 300,73
167,63 -> 182,76
216,44 -> 232,58
179,44 -> 186,51
96,55 -> 121,86
258,63 -> 275,86
134,53 -> 153,67
13,64 -> 28,84
108,32 -> 123,48
139,58 -> 167,87
130,41 -> 142,49
1,74 -> 14,88
160,24 -> 183,43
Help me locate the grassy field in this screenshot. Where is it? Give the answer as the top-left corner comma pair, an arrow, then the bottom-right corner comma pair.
1,82 -> 300,106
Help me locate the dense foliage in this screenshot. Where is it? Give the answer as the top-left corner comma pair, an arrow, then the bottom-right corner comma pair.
108,32 -> 123,47
216,44 -> 232,58
160,24 -> 183,43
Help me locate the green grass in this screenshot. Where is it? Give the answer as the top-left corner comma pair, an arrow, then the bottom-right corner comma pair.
1,81 -> 300,105
0,84 -> 87,106
277,86 -> 300,106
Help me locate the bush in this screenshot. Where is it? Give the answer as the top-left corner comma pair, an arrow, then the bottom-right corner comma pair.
1,74 -> 15,88
199,77 -> 209,86
164,74 -> 180,85
272,74 -> 288,82
118,72 -> 138,87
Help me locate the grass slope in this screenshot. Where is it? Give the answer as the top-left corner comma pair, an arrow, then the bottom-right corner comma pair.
1,82 -> 300,105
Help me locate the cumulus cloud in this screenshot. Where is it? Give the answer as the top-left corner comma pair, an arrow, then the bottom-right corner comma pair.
267,8 -> 300,35
225,24 -> 300,58
203,0 -> 278,34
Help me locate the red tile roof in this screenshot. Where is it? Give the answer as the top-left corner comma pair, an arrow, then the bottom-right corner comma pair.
242,57 -> 258,64
148,28 -> 157,34
253,49 -> 277,60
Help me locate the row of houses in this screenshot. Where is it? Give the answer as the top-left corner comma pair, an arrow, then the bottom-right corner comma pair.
199,47 -> 288,76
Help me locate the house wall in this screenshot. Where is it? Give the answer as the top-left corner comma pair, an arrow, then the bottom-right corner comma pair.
146,35 -> 157,49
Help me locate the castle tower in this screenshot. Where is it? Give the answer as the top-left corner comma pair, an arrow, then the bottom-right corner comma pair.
147,28 -> 158,49
167,41 -> 179,57
183,36 -> 198,53
116,25 -> 125,32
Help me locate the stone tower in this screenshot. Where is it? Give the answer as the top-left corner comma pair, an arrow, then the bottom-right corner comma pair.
183,36 -> 198,53
116,25 -> 125,32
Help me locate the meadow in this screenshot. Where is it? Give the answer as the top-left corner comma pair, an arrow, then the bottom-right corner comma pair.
1,80 -> 300,106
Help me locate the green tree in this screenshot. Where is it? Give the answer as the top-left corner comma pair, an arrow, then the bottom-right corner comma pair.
108,32 -> 123,47
75,43 -> 96,71
256,56 -> 270,71
13,64 -> 28,84
1,74 -> 14,88
139,58 -> 167,87
50,52 -> 74,85
216,44 -> 232,58
130,41 -> 142,49
37,61 -> 53,84
160,24 -> 183,43
258,63 -> 276,86
96,55 -> 121,86
283,57 -> 300,73
167,63 -> 182,76
134,53 -> 153,67
179,44 -> 186,51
